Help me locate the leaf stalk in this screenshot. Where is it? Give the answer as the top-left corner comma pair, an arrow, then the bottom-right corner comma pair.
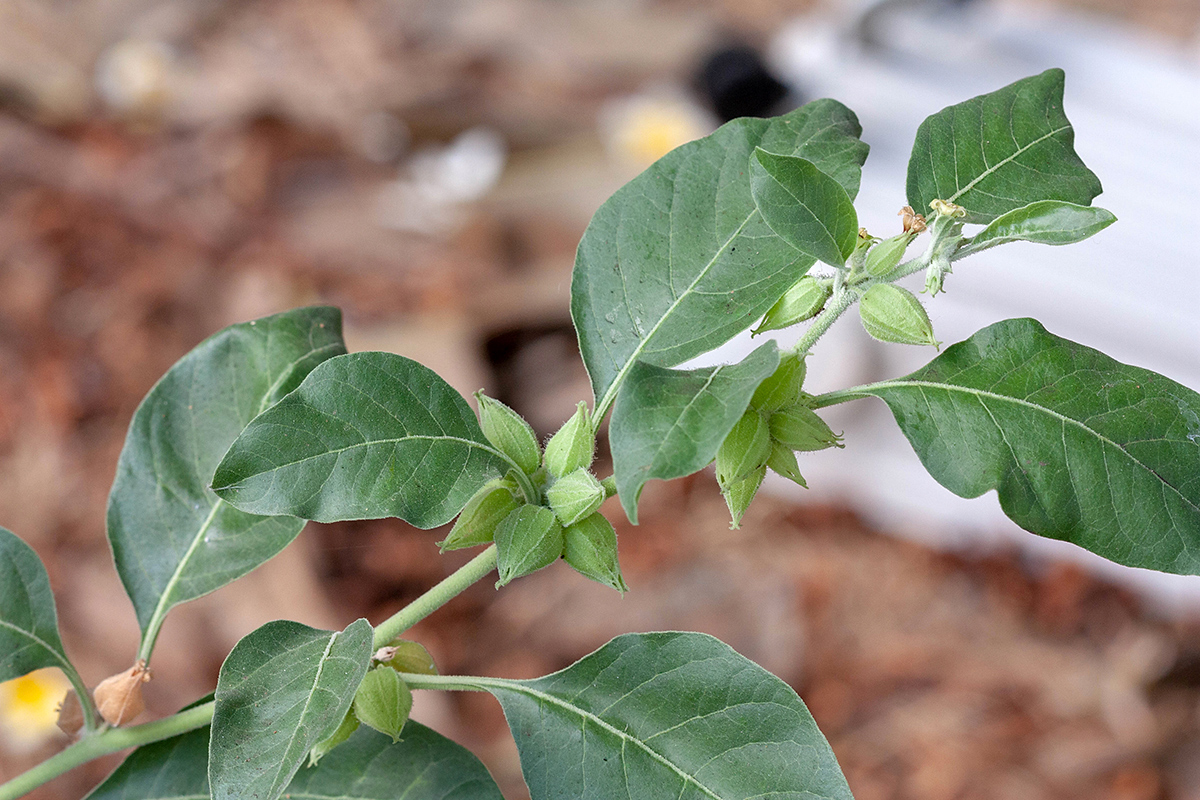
371,545 -> 498,648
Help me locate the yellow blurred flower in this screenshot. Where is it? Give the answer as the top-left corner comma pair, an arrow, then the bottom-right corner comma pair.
0,668 -> 70,752
601,90 -> 714,168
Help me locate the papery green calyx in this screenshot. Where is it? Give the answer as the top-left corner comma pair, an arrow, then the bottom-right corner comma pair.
546,468 -> 606,526
859,284 -> 939,347
375,639 -> 438,676
752,277 -> 830,336
766,441 -> 807,487
308,708 -> 359,766
544,401 -> 594,478
352,667 -> 412,743
562,512 -> 628,593
750,353 -> 807,413
769,406 -> 843,452
865,232 -> 915,278
476,392 -> 541,474
723,465 -> 766,529
438,477 -> 521,551
494,505 -> 564,586
716,410 -> 771,489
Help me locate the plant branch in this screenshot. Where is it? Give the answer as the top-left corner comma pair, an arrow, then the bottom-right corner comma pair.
810,383 -> 885,409
60,661 -> 100,734
0,702 -> 214,800
789,285 -> 861,358
372,545 -> 498,648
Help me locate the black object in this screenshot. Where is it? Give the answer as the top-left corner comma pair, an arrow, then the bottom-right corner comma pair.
697,44 -> 790,122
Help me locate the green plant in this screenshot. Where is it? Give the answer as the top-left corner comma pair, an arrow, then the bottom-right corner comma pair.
2,68 -> 1197,800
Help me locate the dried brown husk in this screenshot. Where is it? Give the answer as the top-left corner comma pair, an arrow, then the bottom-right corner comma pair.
93,660 -> 152,726
56,688 -> 85,735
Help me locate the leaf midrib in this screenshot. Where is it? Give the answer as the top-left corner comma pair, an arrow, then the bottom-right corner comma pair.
465,677 -> 725,800
946,125 -> 1070,206
137,340 -> 342,655
215,434 -> 504,489
595,211 -> 758,422
0,620 -> 71,673
858,378 -> 1200,515
265,629 -> 342,798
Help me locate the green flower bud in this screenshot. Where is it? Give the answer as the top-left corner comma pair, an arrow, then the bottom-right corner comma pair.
766,440 -> 807,488
864,232 -> 915,278
375,639 -> 437,676
476,392 -> 541,474
859,284 -> 939,347
750,353 -> 807,413
768,406 -> 843,451
309,709 -> 359,766
715,410 -> 770,489
752,277 -> 831,335
544,402 -> 594,478
494,505 -> 564,587
438,478 -> 520,551
352,667 -> 412,743
546,468 -> 606,526
723,465 -> 765,529
562,512 -> 628,593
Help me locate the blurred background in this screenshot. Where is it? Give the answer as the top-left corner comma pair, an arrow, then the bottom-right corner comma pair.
1,0 -> 1199,798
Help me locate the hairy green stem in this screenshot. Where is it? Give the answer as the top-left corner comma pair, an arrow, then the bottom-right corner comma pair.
810,385 -> 879,409
396,672 -> 495,693
372,545 -> 498,648
789,286 -> 861,358
0,702 -> 214,800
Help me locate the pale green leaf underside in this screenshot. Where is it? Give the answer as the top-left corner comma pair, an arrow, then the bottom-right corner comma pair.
906,68 -> 1102,224
750,149 -> 858,268
106,307 -> 346,650
212,352 -> 507,526
611,342 -> 780,523
87,722 -> 502,800
848,318 -> 1200,574
0,527 -> 72,682
573,99 -> 868,414
465,632 -> 852,800
209,619 -> 373,800
958,200 -> 1115,256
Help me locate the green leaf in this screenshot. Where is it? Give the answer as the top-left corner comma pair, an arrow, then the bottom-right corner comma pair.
450,632 -> 852,800
0,527 -> 73,682
958,200 -> 1116,256
573,99 -> 868,415
209,619 -> 373,800
212,352 -> 509,525
611,341 -> 779,523
750,149 -> 858,268
906,69 -> 1103,224
106,307 -> 346,656
843,318 -> 1200,574
85,725 -> 210,800
86,723 -> 504,800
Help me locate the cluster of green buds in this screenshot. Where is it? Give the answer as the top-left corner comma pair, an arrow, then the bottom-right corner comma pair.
310,639 -> 438,764
714,354 -> 842,527
923,199 -> 967,296
440,395 -> 627,593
